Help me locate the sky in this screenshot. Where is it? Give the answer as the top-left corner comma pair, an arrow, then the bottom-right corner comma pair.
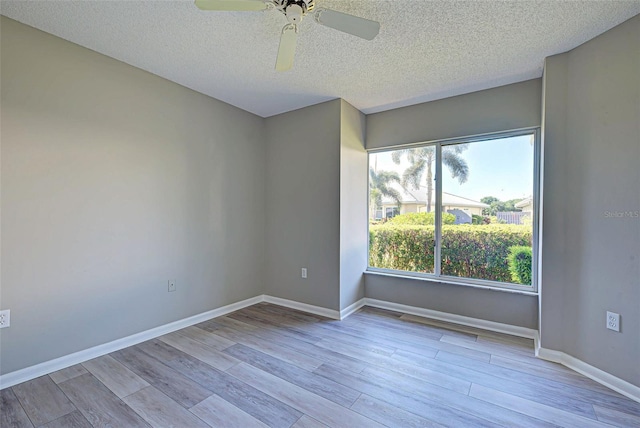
371,134 -> 534,202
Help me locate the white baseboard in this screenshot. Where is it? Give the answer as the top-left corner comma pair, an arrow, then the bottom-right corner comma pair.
0,295 -> 263,390
537,347 -> 640,403
262,295 -> 341,320
339,298 -> 366,320
363,298 -> 538,340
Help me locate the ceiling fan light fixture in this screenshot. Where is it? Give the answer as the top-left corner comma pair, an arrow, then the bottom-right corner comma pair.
285,4 -> 303,24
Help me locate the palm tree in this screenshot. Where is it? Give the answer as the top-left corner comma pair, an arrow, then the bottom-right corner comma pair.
392,145 -> 469,212
369,168 -> 402,219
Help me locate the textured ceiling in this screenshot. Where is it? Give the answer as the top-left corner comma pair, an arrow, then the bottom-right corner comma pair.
2,1 -> 639,117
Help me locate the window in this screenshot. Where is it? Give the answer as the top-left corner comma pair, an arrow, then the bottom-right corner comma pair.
368,130 -> 539,291
385,207 -> 399,219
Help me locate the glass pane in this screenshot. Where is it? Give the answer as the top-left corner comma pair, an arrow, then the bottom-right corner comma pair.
369,147 -> 436,274
440,135 -> 534,285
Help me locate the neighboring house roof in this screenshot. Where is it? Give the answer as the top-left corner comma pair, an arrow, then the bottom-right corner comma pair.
515,196 -> 533,208
381,185 -> 489,208
438,192 -> 490,209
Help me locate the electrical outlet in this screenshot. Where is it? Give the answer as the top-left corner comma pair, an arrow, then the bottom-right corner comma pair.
168,280 -> 176,292
0,310 -> 10,328
301,268 -> 307,279
606,311 -> 620,332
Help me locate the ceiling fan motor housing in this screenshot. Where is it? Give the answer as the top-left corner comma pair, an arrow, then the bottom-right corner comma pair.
274,0 -> 315,23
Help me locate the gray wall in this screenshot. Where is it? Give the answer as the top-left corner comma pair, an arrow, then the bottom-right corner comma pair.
264,99 -> 369,313
366,275 -> 538,329
264,100 -> 342,311
0,17 -> 266,375
541,15 -> 640,387
339,101 -> 368,311
539,55 -> 569,351
363,78 -> 543,329
366,79 -> 542,149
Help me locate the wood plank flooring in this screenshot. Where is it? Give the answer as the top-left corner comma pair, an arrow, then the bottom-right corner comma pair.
2,303 -> 639,427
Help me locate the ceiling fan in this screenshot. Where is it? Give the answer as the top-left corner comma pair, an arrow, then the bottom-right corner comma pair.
195,0 -> 381,71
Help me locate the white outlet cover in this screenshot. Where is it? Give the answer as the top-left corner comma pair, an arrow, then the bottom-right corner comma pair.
606,311 -> 620,332
301,268 -> 307,279
168,280 -> 176,292
0,310 -> 10,328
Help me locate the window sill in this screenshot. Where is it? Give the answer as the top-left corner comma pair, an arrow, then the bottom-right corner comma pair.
364,270 -> 539,296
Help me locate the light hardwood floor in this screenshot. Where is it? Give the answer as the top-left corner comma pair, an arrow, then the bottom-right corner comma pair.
2,303 -> 639,427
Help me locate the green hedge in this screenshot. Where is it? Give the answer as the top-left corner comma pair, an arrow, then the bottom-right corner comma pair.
507,246 -> 533,285
386,212 -> 456,225
369,224 -> 532,283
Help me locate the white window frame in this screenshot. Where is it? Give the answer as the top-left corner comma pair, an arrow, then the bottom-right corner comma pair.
367,128 -> 541,294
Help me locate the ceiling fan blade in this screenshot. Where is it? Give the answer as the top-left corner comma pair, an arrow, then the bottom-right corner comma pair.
275,24 -> 297,72
315,8 -> 380,40
195,0 -> 268,12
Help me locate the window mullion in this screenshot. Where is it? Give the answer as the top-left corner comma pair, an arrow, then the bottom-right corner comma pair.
435,143 -> 443,276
